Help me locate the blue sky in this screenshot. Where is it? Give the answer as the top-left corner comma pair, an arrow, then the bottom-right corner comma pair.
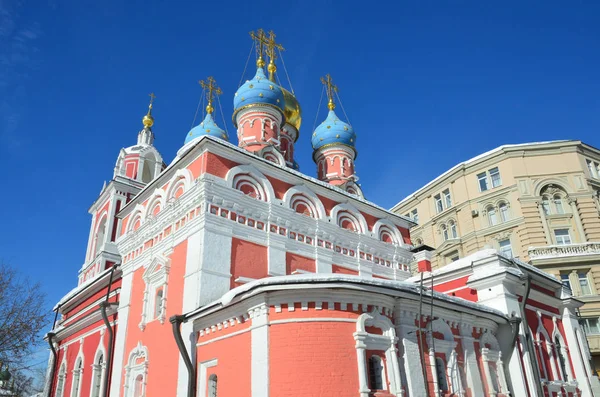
1,0 -> 600,318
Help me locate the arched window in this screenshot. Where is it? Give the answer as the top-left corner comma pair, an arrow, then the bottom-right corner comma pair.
91,354 -> 104,397
208,374 -> 218,397
154,289 -> 164,319
449,220 -> 458,238
555,336 -> 569,381
435,357 -> 449,392
71,358 -> 83,397
487,206 -> 498,226
541,196 -> 551,215
368,356 -> 384,390
499,202 -> 509,222
441,224 -> 449,241
56,363 -> 67,397
94,216 -> 108,256
133,374 -> 144,397
554,194 -> 564,214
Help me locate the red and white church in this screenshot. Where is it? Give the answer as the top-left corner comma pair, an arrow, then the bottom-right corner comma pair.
44,30 -> 599,397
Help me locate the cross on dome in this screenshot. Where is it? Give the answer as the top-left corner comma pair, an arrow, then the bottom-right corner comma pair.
143,92 -> 156,128
321,74 -> 338,111
199,76 -> 222,115
249,29 -> 268,68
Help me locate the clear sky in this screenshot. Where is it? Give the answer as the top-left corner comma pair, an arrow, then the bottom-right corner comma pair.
1,0 -> 599,316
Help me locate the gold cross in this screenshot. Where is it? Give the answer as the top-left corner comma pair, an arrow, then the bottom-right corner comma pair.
265,30 -> 284,62
320,74 -> 338,110
249,29 -> 269,67
199,76 -> 222,114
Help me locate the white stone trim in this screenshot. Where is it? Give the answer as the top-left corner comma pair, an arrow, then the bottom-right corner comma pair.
139,254 -> 170,330
123,342 -> 149,397
197,359 -> 218,397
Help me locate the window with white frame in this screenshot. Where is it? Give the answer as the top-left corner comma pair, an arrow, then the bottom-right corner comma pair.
124,343 -> 148,397
449,220 -> 458,238
441,224 -> 449,241
541,196 -> 551,215
554,229 -> 572,245
554,195 -> 565,214
434,194 -> 444,214
489,167 -> 502,188
411,209 -> 419,224
560,273 -> 572,291
487,206 -> 498,226
477,168 -> 502,191
90,353 -> 104,397
499,202 -> 509,222
139,255 -> 170,330
555,336 -> 569,381
56,363 -> 67,397
71,358 -> 83,397
498,239 -> 513,258
443,189 -> 452,208
581,318 -> 600,335
579,272 -> 592,295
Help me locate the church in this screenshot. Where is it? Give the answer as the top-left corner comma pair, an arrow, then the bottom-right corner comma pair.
44,29 -> 598,397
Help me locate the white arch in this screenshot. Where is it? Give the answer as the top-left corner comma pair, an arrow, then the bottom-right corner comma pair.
144,189 -> 166,220
283,185 -> 326,219
225,165 -> 275,202
56,355 -> 68,397
259,146 -> 286,167
165,168 -> 193,201
128,204 -> 145,232
70,347 -> 85,397
331,203 -> 368,234
534,180 -> 572,196
372,219 -> 403,245
480,331 -> 500,351
123,342 -> 149,397
89,337 -> 107,397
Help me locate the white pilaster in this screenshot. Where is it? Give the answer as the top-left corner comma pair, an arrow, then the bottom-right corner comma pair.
459,328 -> 485,397
251,304 -> 269,397
109,270 -> 133,397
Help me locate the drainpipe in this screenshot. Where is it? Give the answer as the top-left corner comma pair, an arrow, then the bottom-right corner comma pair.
100,264 -> 119,397
170,314 -> 196,397
45,307 -> 60,397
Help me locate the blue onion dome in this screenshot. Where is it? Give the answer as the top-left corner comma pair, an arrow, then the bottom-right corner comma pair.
233,67 -> 285,124
185,113 -> 228,144
311,110 -> 356,151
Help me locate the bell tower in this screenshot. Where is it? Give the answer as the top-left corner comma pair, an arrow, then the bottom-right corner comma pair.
79,95 -> 165,284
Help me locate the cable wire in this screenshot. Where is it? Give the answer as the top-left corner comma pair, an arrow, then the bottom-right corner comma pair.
238,42 -> 255,88
277,48 -> 295,94
190,87 -> 205,129
216,94 -> 229,135
312,85 -> 325,132
335,90 -> 352,126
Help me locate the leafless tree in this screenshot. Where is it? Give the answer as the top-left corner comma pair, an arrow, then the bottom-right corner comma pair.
0,262 -> 49,369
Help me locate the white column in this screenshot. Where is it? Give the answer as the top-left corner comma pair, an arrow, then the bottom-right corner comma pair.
561,308 -> 594,397
251,304 -> 269,397
481,348 -> 497,397
547,341 -> 559,380
315,247 -> 333,274
497,352 -> 510,396
109,270 -> 133,397
267,234 -> 286,276
355,340 -> 370,397
396,323 -> 427,397
448,349 -> 465,397
459,325 -> 485,397
429,348 -> 439,397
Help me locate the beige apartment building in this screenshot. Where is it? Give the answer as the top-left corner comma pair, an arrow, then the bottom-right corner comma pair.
392,140 -> 600,371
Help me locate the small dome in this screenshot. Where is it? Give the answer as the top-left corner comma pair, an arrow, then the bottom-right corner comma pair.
233,67 -> 284,122
281,87 -> 301,132
185,113 -> 228,144
142,113 -> 154,128
311,110 -> 356,151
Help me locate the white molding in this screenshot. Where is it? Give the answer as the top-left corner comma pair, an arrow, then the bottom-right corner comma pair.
198,359 -> 218,397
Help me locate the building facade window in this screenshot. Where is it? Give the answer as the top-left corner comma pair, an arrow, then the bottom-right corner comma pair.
499,202 -> 509,222
435,357 -> 449,392
579,272 -> 592,295
368,356 -> 385,390
487,206 -> 498,226
208,374 -> 218,397
581,317 -> 600,335
477,167 -> 502,192
443,189 -> 452,208
71,358 -> 83,397
441,224 -> 449,241
554,229 -> 572,245
555,336 -> 569,381
56,363 -> 67,397
91,353 -> 104,397
139,255 -> 170,330
554,195 -> 564,214
561,273 -> 571,291
434,194 -> 444,213
411,209 -> 418,224
542,196 -> 551,215
498,239 -> 513,258
449,220 -> 458,238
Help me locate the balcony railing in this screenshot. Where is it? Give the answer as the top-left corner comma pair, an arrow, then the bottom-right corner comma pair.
529,242 -> 600,259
